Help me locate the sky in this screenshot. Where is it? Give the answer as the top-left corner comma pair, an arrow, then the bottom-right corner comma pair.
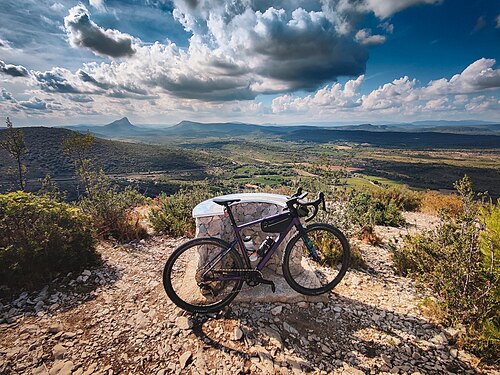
0,0 -> 499,126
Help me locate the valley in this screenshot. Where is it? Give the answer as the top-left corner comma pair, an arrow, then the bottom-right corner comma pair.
1,118 -> 499,199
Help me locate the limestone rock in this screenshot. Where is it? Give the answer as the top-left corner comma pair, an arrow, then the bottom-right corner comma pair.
233,327 -> 244,341
179,351 -> 192,369
52,344 -> 66,360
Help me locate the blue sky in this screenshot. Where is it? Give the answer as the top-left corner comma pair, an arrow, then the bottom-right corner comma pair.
0,0 -> 499,125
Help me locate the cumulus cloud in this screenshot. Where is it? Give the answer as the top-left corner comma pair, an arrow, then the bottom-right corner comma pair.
32,68 -> 82,93
361,0 -> 442,19
355,29 -> 386,45
362,76 -> 418,110
272,75 -> 364,113
423,58 -> 500,95
64,5 -> 136,58
271,58 -> 500,118
495,14 -> 500,29
0,60 -> 29,77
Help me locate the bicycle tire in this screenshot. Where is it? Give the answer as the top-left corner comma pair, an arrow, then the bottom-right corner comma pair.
163,237 -> 244,313
282,223 -> 350,295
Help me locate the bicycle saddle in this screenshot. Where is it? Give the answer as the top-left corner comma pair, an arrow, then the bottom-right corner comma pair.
212,198 -> 241,206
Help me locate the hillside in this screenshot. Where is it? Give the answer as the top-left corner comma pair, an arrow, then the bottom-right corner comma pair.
0,127 -> 225,188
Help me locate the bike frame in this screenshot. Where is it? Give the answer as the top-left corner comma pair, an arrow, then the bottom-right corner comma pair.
200,210 -> 304,282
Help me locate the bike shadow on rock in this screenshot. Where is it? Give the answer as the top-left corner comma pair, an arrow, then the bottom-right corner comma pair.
187,293 -> 485,374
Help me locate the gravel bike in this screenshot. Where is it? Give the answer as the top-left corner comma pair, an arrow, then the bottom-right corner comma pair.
163,188 -> 350,313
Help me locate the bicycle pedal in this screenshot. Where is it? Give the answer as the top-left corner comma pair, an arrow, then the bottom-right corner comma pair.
258,278 -> 276,293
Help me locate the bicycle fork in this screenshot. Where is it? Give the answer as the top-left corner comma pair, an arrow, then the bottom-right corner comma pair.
300,230 -> 320,262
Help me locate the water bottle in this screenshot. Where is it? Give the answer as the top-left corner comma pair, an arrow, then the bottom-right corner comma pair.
243,236 -> 258,262
258,236 -> 275,257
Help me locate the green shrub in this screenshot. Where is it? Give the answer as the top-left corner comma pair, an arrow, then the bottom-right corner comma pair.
78,171 -> 147,241
323,190 -> 405,233
392,176 -> 499,361
369,185 -> 422,211
0,191 -> 99,290
148,184 -> 212,237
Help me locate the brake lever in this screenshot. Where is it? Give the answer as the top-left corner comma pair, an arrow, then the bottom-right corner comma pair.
319,192 -> 326,211
291,187 -> 303,198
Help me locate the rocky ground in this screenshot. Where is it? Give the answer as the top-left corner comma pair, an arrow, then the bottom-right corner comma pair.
1,212 -> 498,375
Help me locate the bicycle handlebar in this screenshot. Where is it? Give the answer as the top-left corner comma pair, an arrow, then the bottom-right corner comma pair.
286,188 -> 326,222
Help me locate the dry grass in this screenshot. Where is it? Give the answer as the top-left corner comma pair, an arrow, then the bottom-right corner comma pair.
358,225 -> 382,246
420,191 -> 463,217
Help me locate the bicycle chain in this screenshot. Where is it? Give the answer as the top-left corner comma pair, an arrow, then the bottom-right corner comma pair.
198,268 -> 266,299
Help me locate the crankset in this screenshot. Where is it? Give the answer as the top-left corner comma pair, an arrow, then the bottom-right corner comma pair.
244,270 -> 276,293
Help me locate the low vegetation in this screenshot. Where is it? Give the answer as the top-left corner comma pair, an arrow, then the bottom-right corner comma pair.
0,191 -> 99,292
419,190 -> 463,217
148,183 -> 212,237
63,132 -> 148,241
78,173 -> 148,241
368,185 -> 422,212
392,176 -> 499,361
0,118 -> 28,191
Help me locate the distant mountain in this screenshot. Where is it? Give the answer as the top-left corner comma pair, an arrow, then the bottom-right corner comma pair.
57,117 -> 500,148
410,120 -> 497,127
102,117 -> 137,132
64,117 -> 163,138
333,124 -> 398,132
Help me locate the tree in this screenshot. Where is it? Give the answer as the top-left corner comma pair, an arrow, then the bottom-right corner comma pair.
0,117 -> 28,190
62,131 -> 96,199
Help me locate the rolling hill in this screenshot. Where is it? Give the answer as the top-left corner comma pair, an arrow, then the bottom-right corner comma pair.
60,118 -> 500,148
0,127 -> 225,183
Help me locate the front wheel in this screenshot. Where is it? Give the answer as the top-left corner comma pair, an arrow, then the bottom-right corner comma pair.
282,223 -> 350,295
163,237 -> 244,313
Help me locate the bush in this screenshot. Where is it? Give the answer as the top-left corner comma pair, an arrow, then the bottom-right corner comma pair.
324,190 -> 405,233
420,191 -> 463,217
392,176 -> 499,361
0,191 -> 99,290
149,184 -> 212,237
369,185 -> 422,211
79,171 -> 147,241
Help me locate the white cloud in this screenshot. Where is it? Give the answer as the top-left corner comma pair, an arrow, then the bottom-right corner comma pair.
64,5 -> 136,58
272,75 -> 364,113
50,3 -> 65,12
361,0 -> 442,19
423,58 -> 500,95
0,39 -> 12,49
378,22 -> 394,34
0,60 -> 29,77
89,0 -> 106,12
271,58 -> 500,120
495,14 -> 500,29
355,29 -> 386,46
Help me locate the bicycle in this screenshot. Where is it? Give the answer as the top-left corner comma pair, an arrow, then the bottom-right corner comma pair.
163,187 -> 350,313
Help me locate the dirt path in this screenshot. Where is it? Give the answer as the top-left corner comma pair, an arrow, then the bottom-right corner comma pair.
0,213 -> 497,374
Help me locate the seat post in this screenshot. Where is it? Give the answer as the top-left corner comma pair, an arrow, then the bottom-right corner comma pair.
225,204 -> 238,228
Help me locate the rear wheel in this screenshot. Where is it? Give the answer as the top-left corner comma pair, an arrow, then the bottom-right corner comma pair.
163,237 -> 244,313
282,223 -> 350,295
